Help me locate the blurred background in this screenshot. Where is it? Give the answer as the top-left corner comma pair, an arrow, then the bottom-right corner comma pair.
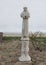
0,0 -> 46,33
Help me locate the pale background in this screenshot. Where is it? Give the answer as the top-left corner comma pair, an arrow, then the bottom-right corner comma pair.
0,0 -> 46,33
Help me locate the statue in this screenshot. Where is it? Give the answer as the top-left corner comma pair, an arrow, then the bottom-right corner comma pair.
19,7 -> 31,61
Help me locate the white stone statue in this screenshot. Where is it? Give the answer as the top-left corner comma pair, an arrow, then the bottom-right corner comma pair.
19,7 -> 31,61
21,7 -> 30,37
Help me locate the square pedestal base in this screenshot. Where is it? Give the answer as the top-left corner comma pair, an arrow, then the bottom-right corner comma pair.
19,55 -> 31,61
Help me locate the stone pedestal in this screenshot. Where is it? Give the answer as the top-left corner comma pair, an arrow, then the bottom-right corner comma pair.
19,37 -> 31,61
19,7 -> 31,61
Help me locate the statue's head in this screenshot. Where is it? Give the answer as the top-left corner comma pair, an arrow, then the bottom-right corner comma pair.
21,7 -> 30,19
23,7 -> 27,11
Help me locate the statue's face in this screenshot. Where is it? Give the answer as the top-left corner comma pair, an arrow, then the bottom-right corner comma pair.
24,7 -> 27,11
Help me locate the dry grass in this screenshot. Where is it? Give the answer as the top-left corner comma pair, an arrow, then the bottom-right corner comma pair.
0,40 -> 46,65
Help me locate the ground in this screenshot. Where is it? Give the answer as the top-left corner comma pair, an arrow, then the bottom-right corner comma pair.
0,40 -> 46,65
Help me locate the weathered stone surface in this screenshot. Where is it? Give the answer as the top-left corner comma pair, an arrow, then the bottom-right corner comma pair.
19,7 -> 31,61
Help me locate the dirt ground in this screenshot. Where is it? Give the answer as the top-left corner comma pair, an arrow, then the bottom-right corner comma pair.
0,40 -> 46,65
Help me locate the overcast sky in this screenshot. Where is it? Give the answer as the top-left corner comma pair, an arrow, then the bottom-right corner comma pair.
0,0 -> 46,33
